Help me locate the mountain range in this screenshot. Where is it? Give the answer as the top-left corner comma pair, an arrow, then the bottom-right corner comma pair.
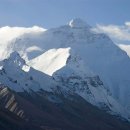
0,18 -> 130,130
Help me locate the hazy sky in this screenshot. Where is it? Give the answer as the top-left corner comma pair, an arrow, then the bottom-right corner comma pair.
0,0 -> 130,28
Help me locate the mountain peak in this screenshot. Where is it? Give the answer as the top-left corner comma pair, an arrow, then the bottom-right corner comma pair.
9,51 -> 21,60
68,18 -> 91,28
3,51 -> 26,69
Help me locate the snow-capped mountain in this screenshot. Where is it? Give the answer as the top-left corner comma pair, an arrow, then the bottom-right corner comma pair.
0,18 -> 130,124
27,18 -> 130,112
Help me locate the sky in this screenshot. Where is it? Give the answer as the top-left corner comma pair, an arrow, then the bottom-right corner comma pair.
0,0 -> 130,28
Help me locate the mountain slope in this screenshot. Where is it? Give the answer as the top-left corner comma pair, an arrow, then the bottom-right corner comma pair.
1,83 -> 130,130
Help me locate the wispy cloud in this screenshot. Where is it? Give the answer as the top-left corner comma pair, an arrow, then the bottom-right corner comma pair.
92,22 -> 130,57
92,22 -> 130,42
125,22 -> 130,27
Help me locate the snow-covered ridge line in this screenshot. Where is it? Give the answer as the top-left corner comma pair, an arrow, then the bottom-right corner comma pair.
28,47 -> 71,75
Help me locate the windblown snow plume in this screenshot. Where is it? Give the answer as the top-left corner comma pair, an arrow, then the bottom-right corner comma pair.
0,26 -> 46,60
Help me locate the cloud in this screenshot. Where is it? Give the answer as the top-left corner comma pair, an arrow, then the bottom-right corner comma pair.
0,26 -> 46,60
26,46 -> 43,53
125,22 -> 130,27
0,26 -> 46,44
92,23 -> 130,41
92,22 -> 130,57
